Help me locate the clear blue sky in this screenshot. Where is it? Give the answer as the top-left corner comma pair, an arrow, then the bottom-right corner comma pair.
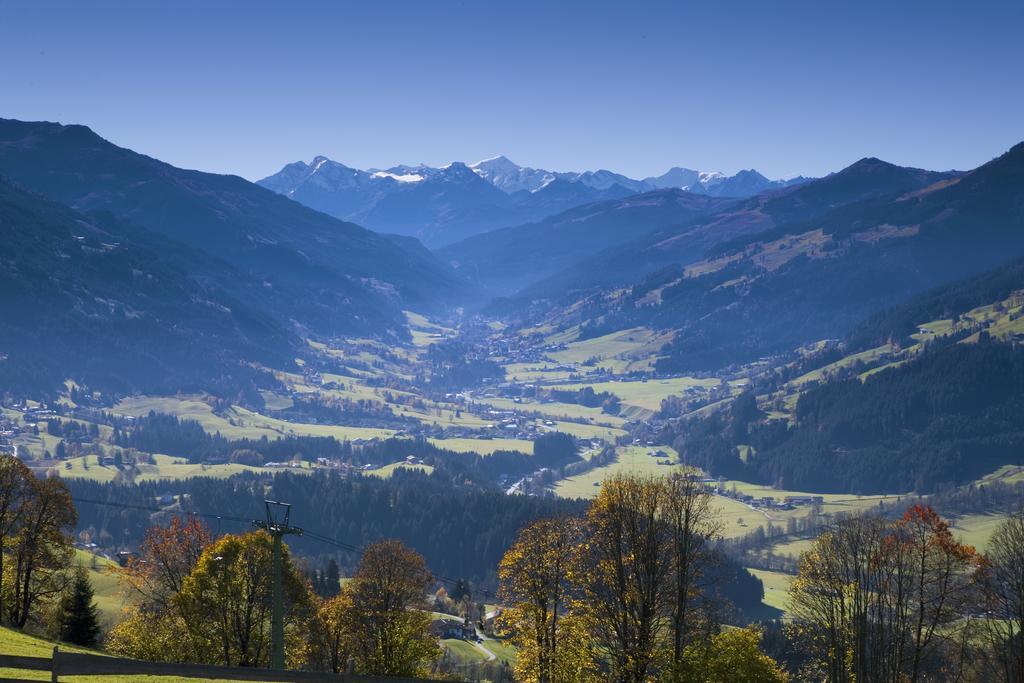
2,0 -> 1021,180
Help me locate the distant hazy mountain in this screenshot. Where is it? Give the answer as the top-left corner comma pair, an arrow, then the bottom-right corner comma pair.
642,167 -> 702,189
259,154 -> 804,246
644,167 -> 810,197
439,189 -> 733,295
0,118 -> 466,346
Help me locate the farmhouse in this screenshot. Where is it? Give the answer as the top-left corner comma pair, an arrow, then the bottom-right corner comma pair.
430,618 -> 474,640
784,495 -> 824,506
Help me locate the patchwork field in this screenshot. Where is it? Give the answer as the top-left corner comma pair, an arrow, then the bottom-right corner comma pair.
474,396 -> 627,428
548,376 -> 734,417
544,327 -> 674,374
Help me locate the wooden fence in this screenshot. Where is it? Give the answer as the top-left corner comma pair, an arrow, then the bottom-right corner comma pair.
0,646 -> 433,682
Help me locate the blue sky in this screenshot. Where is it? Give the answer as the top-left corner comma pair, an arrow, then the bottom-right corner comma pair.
1,0 -> 1021,181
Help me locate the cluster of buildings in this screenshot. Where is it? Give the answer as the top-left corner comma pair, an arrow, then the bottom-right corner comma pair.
0,418 -> 20,455
708,480 -> 824,510
484,334 -> 558,364
1,403 -> 58,456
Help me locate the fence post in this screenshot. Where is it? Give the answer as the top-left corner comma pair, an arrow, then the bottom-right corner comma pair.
51,645 -> 59,683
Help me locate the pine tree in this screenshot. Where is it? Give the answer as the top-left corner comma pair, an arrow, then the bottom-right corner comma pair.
60,567 -> 101,647
325,558 -> 341,597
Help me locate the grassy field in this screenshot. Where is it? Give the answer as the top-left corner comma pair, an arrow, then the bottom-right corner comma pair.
950,513 -> 1008,551
748,568 -> 794,614
440,638 -> 488,663
535,419 -> 626,442
115,397 -> 396,444
552,446 -> 682,499
976,464 -> 1024,485
440,636 -> 517,667
723,480 -> 896,514
503,363 -> 575,383
0,626 -> 284,682
713,481 -> 897,540
231,408 -> 395,442
257,391 -> 293,411
365,462 -> 435,478
482,636 -> 518,666
545,327 -> 672,374
74,549 -> 127,628
788,344 -> 895,388
115,397 -> 280,441
405,311 -> 456,348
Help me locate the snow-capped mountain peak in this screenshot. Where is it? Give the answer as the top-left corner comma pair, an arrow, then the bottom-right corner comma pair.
372,170 -> 424,183
257,154 -> 811,245
470,155 -> 555,193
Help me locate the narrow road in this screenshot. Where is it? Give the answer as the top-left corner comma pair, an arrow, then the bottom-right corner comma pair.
472,630 -> 497,661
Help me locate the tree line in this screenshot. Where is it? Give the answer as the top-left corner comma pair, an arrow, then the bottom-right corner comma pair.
67,468 -> 587,589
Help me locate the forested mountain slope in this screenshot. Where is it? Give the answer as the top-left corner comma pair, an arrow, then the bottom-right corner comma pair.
0,179 -> 292,394
512,144 -> 1023,374
676,339 -> 1024,493
517,157 -> 957,300
0,118 -> 469,338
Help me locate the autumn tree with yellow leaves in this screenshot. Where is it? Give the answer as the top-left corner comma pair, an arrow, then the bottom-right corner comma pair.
497,515 -> 597,683
177,531 -> 314,668
0,460 -> 77,629
681,627 -> 788,683
109,524 -> 313,668
110,516 -> 218,663
307,588 -> 355,674
663,470 -> 722,676
496,471 -> 765,683
579,472 -> 675,682
335,539 -> 439,677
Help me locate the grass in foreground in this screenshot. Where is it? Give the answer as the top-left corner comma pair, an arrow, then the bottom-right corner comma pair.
0,625 -> 305,682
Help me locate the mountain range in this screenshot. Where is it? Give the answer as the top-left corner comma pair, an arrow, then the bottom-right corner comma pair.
4,114 -> 1023,402
257,155 -> 807,246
